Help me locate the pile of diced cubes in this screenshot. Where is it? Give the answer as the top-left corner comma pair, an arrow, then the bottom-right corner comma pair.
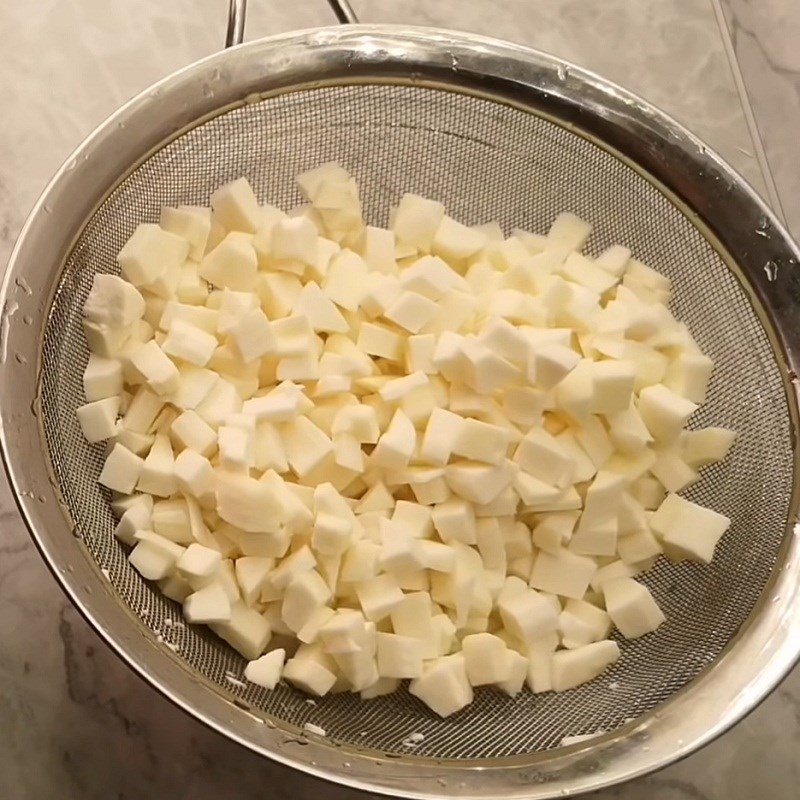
77,163 -> 735,716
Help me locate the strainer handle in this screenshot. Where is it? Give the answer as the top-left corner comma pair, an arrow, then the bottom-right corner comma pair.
226,0 -> 358,47
326,0 -> 359,24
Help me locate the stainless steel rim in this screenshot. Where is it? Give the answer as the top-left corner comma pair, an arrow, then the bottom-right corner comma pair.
3,25 -> 800,798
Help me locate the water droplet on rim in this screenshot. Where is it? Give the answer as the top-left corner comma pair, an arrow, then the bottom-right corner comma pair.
764,261 -> 779,282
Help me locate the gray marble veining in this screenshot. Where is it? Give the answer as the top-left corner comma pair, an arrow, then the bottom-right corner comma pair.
718,0 -> 800,238
1,1 -> 799,799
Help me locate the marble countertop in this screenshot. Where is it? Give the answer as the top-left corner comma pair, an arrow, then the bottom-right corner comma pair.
2,2 -> 799,799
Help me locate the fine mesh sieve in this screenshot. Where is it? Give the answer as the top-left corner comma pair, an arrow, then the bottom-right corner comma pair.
4,22 -> 800,800
38,81 -> 795,756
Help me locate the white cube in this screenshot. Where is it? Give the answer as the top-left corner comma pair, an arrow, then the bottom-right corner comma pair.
235,556 -> 275,606
376,632 -> 423,679
420,407 -> 465,466
137,434 -> 177,498
452,418 -> 510,466
355,573 -> 404,621
113,495 -> 153,546
663,351 -> 714,404
200,232 -> 258,291
340,540 -> 381,583
281,570 -> 332,633
83,354 -> 123,401
362,225 -> 397,274
461,633 -> 511,686
551,640 -> 619,691
283,646 -> 338,697
681,427 -> 736,467
84,273 -> 145,328
529,548 -> 597,600
445,460 -> 517,506
162,320 -> 217,367
651,493 -> 730,563
210,601 -> 272,660
408,653 -> 473,717
210,177 -> 262,233
228,308 -> 276,363
432,215 -> 488,263
76,396 -> 119,443
160,205 -> 211,260
589,360 -> 636,414
356,321 -> 404,361
513,428 -> 575,488
171,409 -> 217,456
322,249 -> 369,311
603,578 -> 665,639
281,416 -> 334,477
384,291 -> 438,334
183,582 -> 232,624
498,588 -> 558,644
546,212 -> 591,250
129,340 -> 180,396
129,540 -> 178,581
151,498 -> 193,544
118,223 -> 189,287
244,648 -> 286,689
370,410 -> 416,469
98,443 -> 145,494
638,384 -> 698,441
331,404 -> 380,443
498,649 -> 529,696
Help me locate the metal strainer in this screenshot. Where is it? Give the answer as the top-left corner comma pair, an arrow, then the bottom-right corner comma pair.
3,5 -> 800,798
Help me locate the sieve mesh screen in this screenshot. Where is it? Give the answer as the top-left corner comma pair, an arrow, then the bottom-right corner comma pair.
40,84 -> 792,759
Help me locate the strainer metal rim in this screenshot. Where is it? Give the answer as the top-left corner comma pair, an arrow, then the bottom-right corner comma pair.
3,24 -> 800,799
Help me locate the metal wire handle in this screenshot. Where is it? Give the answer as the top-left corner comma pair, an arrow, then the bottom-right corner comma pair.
226,0 -> 358,47
226,0 -> 247,47
326,0 -> 359,25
